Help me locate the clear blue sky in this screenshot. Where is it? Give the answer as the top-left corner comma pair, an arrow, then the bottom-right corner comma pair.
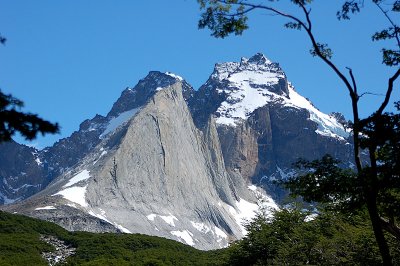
1,0 -> 398,149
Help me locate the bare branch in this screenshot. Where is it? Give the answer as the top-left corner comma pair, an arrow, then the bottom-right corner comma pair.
346,67 -> 359,98
359,92 -> 385,98
377,67 -> 400,115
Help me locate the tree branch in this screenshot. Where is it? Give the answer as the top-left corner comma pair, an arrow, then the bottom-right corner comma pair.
380,216 -> 400,241
359,92 -> 385,98
374,2 -> 400,49
377,67 -> 400,115
346,67 -> 359,98
217,1 -> 356,99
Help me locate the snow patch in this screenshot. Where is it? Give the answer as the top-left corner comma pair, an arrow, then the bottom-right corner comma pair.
115,224 -> 132,233
147,213 -> 178,227
100,108 -> 139,138
64,170 -> 90,187
228,199 -> 259,235
165,72 -> 183,81
304,213 -> 318,222
247,185 -> 257,191
190,221 -> 211,234
88,209 -> 131,233
35,206 -> 56,211
170,230 -> 194,246
214,226 -> 228,239
286,85 -> 349,139
147,214 -> 157,221
54,186 -> 88,207
159,214 -> 178,227
35,158 -> 42,166
88,210 -> 112,224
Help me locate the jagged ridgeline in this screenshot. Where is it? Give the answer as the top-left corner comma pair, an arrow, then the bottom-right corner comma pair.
0,54 -> 352,249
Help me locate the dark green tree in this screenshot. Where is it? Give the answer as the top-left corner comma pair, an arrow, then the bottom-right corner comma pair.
198,0 -> 400,264
227,207 -> 400,265
0,37 -> 59,143
0,90 -> 59,143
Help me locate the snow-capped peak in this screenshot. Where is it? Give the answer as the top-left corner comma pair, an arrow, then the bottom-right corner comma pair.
165,72 -> 183,81
211,53 -> 283,81
211,54 -> 349,140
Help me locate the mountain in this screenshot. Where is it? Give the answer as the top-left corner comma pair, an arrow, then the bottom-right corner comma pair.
1,54 -> 353,249
190,53 -> 353,197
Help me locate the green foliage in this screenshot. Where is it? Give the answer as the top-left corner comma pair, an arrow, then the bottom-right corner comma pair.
198,0 -> 248,38
310,43 -> 333,59
66,232 -> 225,266
0,34 -> 6,45
394,1 -> 400,11
226,207 -> 400,265
337,1 -> 362,20
358,111 -> 400,223
283,107 -> 400,263
337,1 -> 400,67
0,90 -> 59,143
0,211 -> 69,266
284,22 -> 302,30
1,207 -> 399,265
0,211 -> 228,266
284,155 -> 361,210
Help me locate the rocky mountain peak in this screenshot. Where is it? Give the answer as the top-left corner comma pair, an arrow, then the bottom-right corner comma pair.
191,54 -> 349,141
247,52 -> 272,64
108,71 -> 193,118
211,53 -> 284,81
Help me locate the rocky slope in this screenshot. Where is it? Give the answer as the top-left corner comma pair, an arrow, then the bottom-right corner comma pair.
1,54 -> 353,249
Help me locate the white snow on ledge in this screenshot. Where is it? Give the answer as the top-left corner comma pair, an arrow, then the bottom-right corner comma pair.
64,170 -> 90,187
54,186 -> 88,207
160,215 -> 178,226
165,72 -> 183,81
147,213 -> 179,227
35,206 -> 56,211
171,230 -> 195,246
100,108 -> 140,139
191,221 -> 211,234
88,209 -> 132,233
